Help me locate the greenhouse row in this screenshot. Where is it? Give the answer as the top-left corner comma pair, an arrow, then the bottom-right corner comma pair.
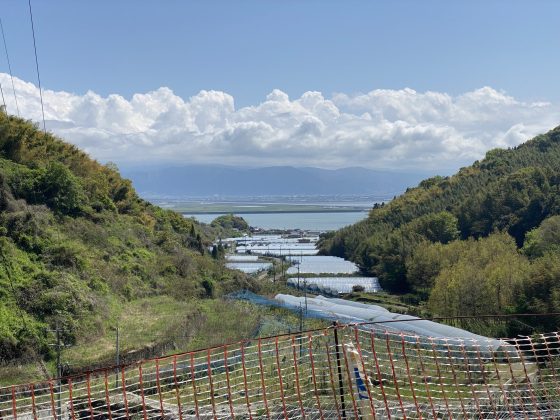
287,276 -> 381,294
225,262 -> 272,274
237,247 -> 319,256
225,254 -> 260,262
274,294 -> 509,353
286,255 -> 359,274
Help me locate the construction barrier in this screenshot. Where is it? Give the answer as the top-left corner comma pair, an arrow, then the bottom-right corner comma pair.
1,322 -> 560,419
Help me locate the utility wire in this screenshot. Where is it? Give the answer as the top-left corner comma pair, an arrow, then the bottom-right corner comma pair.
0,17 -> 20,116
0,80 -> 6,109
27,0 -> 46,133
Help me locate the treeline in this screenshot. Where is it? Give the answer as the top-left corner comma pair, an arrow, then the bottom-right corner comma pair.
210,214 -> 250,235
320,125 -> 560,332
0,114 -> 253,361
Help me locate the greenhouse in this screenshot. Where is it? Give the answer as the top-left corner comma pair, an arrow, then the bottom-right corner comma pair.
234,234 -> 321,256
274,294 -> 509,352
286,255 -> 359,274
239,247 -> 319,256
225,254 -> 259,262
225,262 -> 272,274
287,276 -> 381,294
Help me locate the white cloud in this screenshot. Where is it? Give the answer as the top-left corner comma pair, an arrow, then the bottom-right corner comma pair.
1,73 -> 558,170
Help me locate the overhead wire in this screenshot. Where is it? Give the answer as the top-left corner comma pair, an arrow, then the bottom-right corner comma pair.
0,3 -> 51,378
27,0 -> 46,133
0,80 -> 6,109
0,17 -> 20,116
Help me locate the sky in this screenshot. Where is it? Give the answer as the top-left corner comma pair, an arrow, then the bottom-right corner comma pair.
1,0 -> 559,171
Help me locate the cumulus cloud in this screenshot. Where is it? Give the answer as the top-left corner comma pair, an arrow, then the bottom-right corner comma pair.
1,73 -> 558,170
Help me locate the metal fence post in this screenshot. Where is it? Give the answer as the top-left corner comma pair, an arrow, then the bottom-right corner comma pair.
333,321 -> 347,419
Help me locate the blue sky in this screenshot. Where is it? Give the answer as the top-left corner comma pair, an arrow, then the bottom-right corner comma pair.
3,0 -> 559,105
1,1 -> 559,169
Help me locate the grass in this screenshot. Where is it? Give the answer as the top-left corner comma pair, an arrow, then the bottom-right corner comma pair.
63,296 -> 198,369
0,286 -> 328,387
0,251 -> 324,387
0,364 -> 47,388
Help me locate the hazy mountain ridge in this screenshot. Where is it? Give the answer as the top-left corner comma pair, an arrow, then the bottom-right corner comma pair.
121,165 -> 434,198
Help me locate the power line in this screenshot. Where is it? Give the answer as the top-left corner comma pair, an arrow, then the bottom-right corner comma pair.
0,80 -> 6,109
27,0 -> 46,133
0,17 -> 20,116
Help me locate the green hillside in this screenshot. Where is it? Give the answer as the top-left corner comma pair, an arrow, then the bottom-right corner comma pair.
320,125 -> 560,332
0,113 -> 255,371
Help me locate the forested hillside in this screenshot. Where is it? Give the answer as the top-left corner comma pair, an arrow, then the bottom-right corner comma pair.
0,113 -> 253,363
320,125 -> 560,330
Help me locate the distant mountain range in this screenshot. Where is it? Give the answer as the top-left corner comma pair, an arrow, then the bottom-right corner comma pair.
120,165 -> 436,198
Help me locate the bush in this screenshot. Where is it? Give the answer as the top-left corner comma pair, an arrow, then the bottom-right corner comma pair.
39,163 -> 88,216
201,278 -> 215,298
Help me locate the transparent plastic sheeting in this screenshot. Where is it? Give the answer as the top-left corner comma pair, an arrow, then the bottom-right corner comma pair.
227,235 -> 321,244
237,245 -> 317,251
286,256 -> 359,275
4,323 -> 560,420
232,234 -> 322,257
231,237 -> 319,248
225,255 -> 259,262
288,277 -> 382,294
237,244 -> 317,250
225,262 -> 272,274
236,248 -> 320,256
275,295 -> 504,351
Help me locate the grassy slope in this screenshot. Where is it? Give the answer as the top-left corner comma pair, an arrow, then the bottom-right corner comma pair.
0,114 -> 261,382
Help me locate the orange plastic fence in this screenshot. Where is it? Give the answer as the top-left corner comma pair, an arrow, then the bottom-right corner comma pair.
1,323 -> 560,419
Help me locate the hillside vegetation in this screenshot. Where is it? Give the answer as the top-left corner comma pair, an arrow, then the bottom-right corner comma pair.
320,125 -> 560,333
0,113 -> 254,366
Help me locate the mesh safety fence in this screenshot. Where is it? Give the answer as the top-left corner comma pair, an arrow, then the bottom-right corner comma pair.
2,323 -> 560,419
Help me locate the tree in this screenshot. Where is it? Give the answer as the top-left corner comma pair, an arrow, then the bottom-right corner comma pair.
428,232 -> 530,317
211,243 -> 225,260
211,214 -> 250,232
523,215 -> 560,258
38,162 -> 87,216
406,242 -> 444,293
407,211 -> 460,244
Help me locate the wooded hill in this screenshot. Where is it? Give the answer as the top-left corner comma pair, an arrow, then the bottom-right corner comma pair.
320,125 -> 560,333
0,113 -> 253,363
